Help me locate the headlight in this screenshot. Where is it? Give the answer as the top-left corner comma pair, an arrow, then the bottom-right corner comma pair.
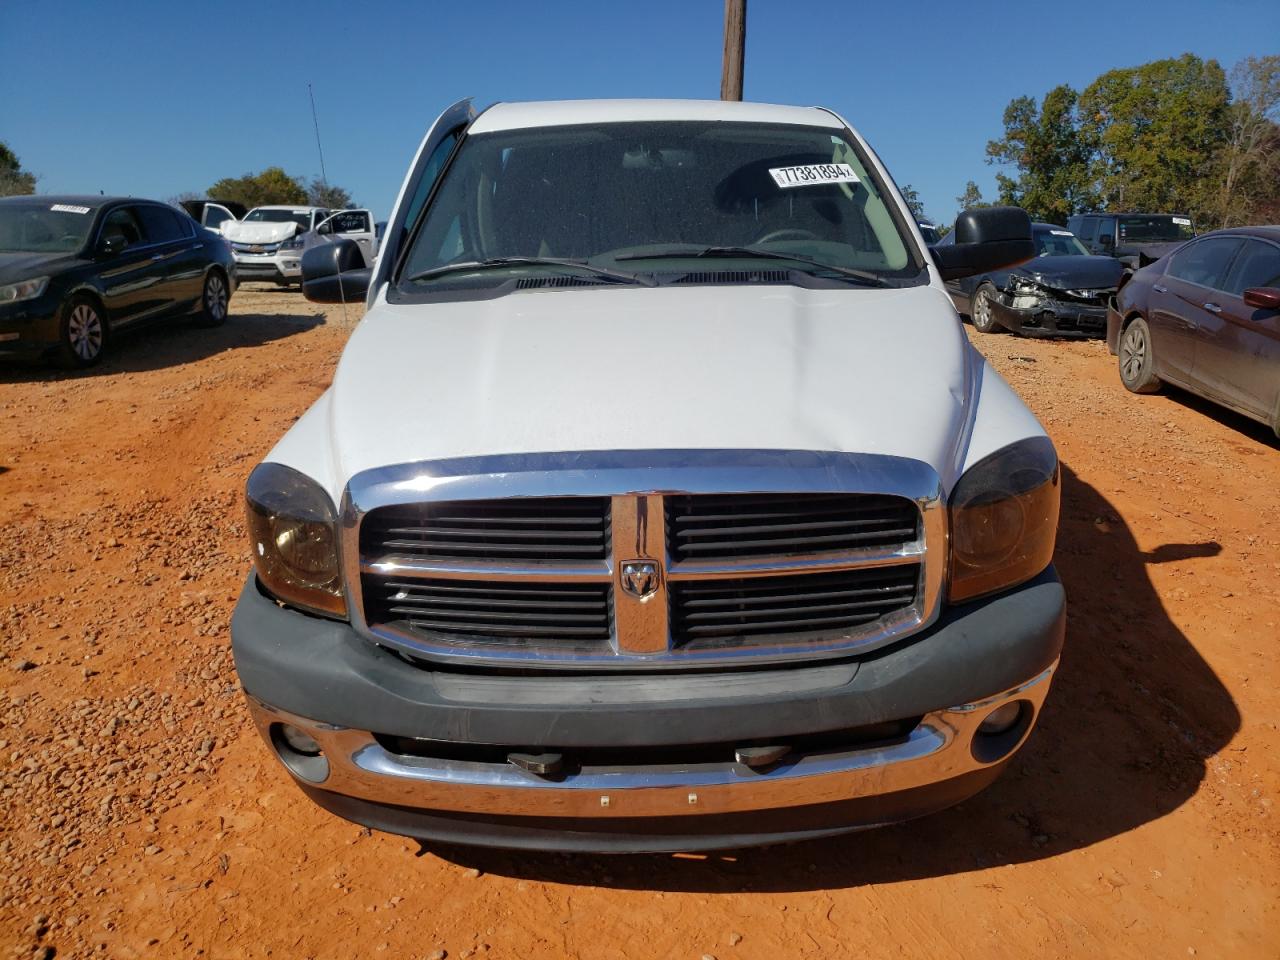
0,276 -> 50,305
949,436 -> 1060,603
246,463 -> 346,618
281,237 -> 304,250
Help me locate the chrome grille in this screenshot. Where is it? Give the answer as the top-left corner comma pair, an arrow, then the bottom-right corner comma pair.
670,566 -> 919,646
360,497 -> 610,562
347,451 -> 945,670
666,493 -> 919,562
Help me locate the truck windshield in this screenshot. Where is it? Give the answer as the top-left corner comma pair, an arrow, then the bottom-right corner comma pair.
400,120 -> 919,288
0,201 -> 96,253
1119,216 -> 1194,243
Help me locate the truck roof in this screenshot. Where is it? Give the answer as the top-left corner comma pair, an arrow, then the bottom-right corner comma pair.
470,99 -> 844,134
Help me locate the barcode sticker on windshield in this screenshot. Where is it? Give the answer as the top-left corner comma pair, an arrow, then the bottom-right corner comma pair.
768,163 -> 860,189
1050,229 -> 1072,236
1172,217 -> 1191,226
50,204 -> 91,214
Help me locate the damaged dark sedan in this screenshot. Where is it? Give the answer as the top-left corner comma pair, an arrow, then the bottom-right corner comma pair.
942,223 -> 1125,337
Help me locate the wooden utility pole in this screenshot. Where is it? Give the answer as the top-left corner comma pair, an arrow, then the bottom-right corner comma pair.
720,0 -> 746,101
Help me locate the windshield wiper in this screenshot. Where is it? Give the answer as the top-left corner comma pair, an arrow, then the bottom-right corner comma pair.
407,256 -> 654,287
615,245 -> 892,287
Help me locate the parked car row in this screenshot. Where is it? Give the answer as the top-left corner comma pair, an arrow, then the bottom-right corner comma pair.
0,195 -> 236,368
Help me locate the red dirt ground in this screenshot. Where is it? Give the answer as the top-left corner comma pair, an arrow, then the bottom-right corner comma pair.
1,287 -> 1276,958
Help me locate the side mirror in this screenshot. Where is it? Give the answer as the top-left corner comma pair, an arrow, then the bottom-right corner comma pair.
929,206 -> 1034,281
316,221 -> 333,235
1243,287 -> 1280,310
301,238 -> 370,303
98,235 -> 126,256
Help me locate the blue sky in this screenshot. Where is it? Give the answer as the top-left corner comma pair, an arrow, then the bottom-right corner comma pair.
3,1 -> 1276,225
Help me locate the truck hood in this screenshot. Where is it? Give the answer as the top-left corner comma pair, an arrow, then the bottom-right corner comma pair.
323,284 -> 977,491
220,220 -> 299,243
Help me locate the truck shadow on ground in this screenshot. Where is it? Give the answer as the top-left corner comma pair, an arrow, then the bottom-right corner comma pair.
0,308 -> 327,383
427,464 -> 1241,892
1158,385 -> 1279,449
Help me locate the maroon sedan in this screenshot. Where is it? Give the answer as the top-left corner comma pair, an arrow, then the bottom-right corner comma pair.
1107,226 -> 1280,438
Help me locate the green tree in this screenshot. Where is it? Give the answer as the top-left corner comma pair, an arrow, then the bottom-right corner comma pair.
1078,54 -> 1229,217
307,178 -> 353,209
985,84 -> 1096,222
898,183 -> 926,221
0,142 -> 37,197
207,167 -> 307,208
955,180 -> 990,211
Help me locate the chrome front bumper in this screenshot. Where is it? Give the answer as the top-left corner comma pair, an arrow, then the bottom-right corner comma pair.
248,660 -> 1056,826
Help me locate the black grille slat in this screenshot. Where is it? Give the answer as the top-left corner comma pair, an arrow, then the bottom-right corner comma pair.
683,612 -> 887,637
669,567 -> 919,646
679,583 -> 915,608
666,493 -> 919,562
368,577 -> 612,646
362,497 -> 610,563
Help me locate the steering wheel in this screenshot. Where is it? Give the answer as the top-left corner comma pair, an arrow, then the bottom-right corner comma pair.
753,228 -> 820,245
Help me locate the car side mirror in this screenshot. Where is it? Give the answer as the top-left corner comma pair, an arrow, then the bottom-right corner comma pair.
1243,287 -> 1280,310
929,206 -> 1034,281
98,235 -> 126,256
301,238 -> 370,303
316,221 -> 332,235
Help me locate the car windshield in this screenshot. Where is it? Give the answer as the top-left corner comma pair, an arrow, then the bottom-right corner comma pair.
1034,229 -> 1089,257
400,120 -> 918,289
0,200 -> 97,253
1119,216 -> 1194,243
245,209 -> 313,232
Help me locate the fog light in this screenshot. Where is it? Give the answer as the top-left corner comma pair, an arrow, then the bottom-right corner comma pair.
978,701 -> 1022,736
269,722 -> 330,783
280,724 -> 322,756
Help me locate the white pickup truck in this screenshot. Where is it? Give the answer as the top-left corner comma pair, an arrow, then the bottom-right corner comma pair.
219,205 -> 377,284
230,99 -> 1064,852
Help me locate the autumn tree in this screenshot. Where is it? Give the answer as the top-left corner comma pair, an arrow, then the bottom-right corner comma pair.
1211,55 -> 1280,226
0,142 -> 37,197
208,167 -> 308,208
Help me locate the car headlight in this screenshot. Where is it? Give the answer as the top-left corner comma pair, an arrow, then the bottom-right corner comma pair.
246,463 -> 346,618
0,276 -> 50,305
949,436 -> 1060,603
281,237 -> 304,250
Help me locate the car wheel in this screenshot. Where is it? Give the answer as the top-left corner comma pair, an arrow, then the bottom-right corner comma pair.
196,270 -> 230,327
1118,316 -> 1162,394
971,283 -> 1004,334
55,296 -> 108,369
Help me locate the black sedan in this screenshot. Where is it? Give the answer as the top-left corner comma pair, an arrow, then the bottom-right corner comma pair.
0,195 -> 236,368
940,222 -> 1126,337
1107,226 -> 1280,437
